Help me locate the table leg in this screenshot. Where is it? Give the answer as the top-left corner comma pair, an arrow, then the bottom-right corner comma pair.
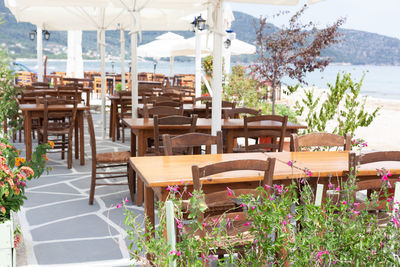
74,114 -> 79,160
24,111 -> 32,161
109,101 -> 114,139
226,129 -> 234,153
144,185 -> 155,237
79,111 -> 85,165
86,91 -> 90,107
112,100 -> 117,142
136,131 -> 146,206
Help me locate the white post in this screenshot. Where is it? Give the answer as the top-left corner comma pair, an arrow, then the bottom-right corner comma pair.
100,29 -> 106,139
120,28 -> 126,90
169,56 -> 174,79
130,16 -> 138,118
165,201 -> 177,267
195,29 -> 202,100
211,1 -> 223,149
36,26 -> 43,82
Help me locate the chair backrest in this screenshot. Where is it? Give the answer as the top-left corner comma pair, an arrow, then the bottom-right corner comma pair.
193,96 -> 212,103
31,82 -> 50,88
153,114 -> 197,155
163,131 -> 223,156
191,158 -> 276,192
223,107 -> 261,119
142,105 -> 183,118
56,85 -> 82,102
118,92 -> 132,117
290,133 -> 352,152
349,151 -> 400,176
205,100 -> 236,118
153,101 -> 182,108
244,115 -> 288,152
42,98 -> 77,143
84,110 -> 97,164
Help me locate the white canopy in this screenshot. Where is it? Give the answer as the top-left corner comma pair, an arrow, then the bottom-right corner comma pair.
172,34 -> 256,57
138,32 -> 185,58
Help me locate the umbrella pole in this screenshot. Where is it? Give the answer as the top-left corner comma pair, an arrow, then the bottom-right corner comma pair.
195,30 -> 202,100
100,29 -> 106,139
211,1 -> 223,153
120,28 -> 126,90
36,26 -> 43,82
131,30 -> 138,118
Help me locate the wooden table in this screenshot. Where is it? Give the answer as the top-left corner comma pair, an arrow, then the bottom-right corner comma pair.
20,103 -> 89,165
123,118 -> 307,205
108,97 -> 207,141
129,151 -> 400,230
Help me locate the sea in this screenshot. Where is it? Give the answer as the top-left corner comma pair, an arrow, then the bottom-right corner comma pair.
18,59 -> 400,100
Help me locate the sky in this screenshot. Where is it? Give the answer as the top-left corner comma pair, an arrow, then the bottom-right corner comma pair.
228,0 -> 400,40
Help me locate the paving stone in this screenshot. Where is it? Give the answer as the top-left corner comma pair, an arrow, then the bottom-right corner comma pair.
34,238 -> 123,264
100,191 -> 134,208
30,182 -> 81,194
25,199 -> 100,226
24,192 -> 83,208
31,214 -> 118,241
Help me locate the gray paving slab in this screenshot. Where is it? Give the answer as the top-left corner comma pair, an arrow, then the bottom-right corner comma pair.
30,182 -> 82,194
34,238 -> 123,264
24,191 -> 83,208
26,198 -> 100,226
100,191 -> 134,208
31,214 -> 118,241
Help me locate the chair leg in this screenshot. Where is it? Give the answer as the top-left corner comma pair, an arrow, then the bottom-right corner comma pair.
127,164 -> 135,202
62,135 -> 66,160
89,170 -> 96,205
122,124 -> 125,143
67,135 -> 73,169
116,119 -> 121,140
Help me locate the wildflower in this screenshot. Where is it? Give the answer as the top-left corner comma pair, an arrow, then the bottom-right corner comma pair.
342,201 -> 347,205
362,142 -> 368,147
335,186 -> 340,192
124,197 -> 129,203
244,221 -> 251,226
176,251 -> 181,256
0,206 -> 5,214
240,203 -> 246,208
202,222 -> 207,228
116,203 -> 122,208
287,160 -> 293,167
226,187 -> 232,196
251,206 -> 256,210
48,141 -> 55,148
328,182 -> 334,188
354,202 -> 360,207
264,184 -> 271,190
317,250 -> 330,262
352,210 -> 360,216
176,219 -> 183,229
234,215 -> 240,220
282,220 -> 287,226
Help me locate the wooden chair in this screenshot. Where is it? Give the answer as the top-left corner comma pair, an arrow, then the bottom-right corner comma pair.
223,107 -> 261,119
348,151 -> 400,222
152,115 -> 198,156
244,115 -> 288,152
31,82 -> 50,88
141,105 -> 183,118
205,100 -> 236,118
290,132 -> 351,152
56,85 -> 82,103
116,91 -> 132,142
153,101 -> 182,108
37,98 -> 78,169
193,96 -> 212,103
185,158 -> 276,258
162,131 -> 223,156
85,111 -> 134,205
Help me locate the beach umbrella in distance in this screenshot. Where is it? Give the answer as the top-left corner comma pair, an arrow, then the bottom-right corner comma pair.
137,32 -> 186,76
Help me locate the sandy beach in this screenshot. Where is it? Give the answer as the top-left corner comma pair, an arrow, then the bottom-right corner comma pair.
281,87 -> 399,151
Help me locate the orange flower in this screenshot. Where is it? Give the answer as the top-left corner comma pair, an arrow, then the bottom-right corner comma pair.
0,206 -> 5,214
48,141 -> 55,148
19,157 -> 26,163
43,154 -> 49,162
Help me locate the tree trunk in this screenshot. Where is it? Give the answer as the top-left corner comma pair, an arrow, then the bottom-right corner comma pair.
271,85 -> 276,115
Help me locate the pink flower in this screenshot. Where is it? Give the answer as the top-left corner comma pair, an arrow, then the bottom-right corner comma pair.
202,222 -> 207,228
234,215 -> 240,220
116,203 -> 122,208
288,214 -> 292,219
342,201 -> 347,205
124,197 -> 129,203
382,175 -> 388,181
244,221 -> 252,226
240,203 -> 246,208
335,186 -> 340,192
353,202 -> 360,207
176,251 -> 181,256
264,184 -> 271,190
188,192 -> 193,197
176,219 -> 183,229
226,187 -> 232,196
352,210 -> 360,216
287,160 -> 293,167
328,182 -> 334,188
362,142 -> 368,147
251,206 -> 256,210
282,220 -> 287,225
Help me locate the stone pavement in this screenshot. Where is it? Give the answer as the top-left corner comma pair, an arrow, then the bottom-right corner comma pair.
14,111 -> 144,266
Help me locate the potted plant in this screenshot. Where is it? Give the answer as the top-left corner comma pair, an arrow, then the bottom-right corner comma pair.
0,135 -> 51,266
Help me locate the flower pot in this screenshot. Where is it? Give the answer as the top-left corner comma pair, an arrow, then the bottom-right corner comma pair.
0,218 -> 16,267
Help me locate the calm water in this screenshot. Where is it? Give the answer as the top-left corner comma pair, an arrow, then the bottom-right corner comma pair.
19,59 -> 400,100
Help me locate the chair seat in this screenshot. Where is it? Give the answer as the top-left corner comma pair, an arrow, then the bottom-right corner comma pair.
39,128 -> 69,135
96,151 -> 131,163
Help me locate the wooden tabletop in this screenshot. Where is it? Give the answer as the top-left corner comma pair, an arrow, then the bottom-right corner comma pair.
130,151 -> 400,188
123,118 -> 307,130
19,103 -> 89,111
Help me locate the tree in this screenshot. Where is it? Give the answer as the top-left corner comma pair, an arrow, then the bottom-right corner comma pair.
250,5 -> 345,114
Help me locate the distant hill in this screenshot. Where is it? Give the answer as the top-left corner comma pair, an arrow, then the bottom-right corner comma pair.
1,1 -> 400,65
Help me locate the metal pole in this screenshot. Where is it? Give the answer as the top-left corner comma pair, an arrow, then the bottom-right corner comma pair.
120,28 -> 126,90
36,26 -> 43,82
195,29 -> 202,100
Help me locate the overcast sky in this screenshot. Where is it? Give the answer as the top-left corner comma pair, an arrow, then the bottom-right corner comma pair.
228,0 -> 400,39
